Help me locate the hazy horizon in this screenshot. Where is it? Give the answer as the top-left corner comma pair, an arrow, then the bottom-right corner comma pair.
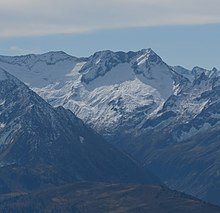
1,0 -> 220,70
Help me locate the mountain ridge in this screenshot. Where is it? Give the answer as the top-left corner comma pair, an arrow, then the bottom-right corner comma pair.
0,67 -> 159,193
1,49 -> 220,205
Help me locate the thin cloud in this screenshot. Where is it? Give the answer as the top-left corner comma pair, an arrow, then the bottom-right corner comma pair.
0,0 -> 220,37
8,46 -> 42,55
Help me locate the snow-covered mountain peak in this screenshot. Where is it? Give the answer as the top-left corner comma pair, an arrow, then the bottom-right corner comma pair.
80,48 -> 170,88
38,51 -> 76,64
0,49 -> 188,136
135,48 -> 163,65
0,51 -> 75,67
80,50 -> 131,84
192,66 -> 220,79
192,66 -> 209,76
173,66 -> 220,83
0,52 -> 83,88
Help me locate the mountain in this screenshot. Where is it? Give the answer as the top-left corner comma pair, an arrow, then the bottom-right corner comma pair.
0,49 -> 189,139
1,50 -> 220,205
1,182 -> 220,213
0,62 -> 217,213
0,67 -> 159,193
128,69 -> 220,205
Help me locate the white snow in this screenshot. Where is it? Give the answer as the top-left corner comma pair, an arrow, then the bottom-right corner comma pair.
65,62 -> 86,77
0,53 -> 80,88
0,100 -> 5,106
0,123 -> 5,128
95,59 -> 101,64
0,51 -> 182,134
137,54 -> 147,65
84,63 -> 136,90
132,64 -> 174,100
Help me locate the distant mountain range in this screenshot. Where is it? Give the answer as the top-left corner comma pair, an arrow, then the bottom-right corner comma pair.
0,49 -> 220,207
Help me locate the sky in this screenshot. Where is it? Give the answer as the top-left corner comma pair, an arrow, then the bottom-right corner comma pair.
0,0 -> 220,70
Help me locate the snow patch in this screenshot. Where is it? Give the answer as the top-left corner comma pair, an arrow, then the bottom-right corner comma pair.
95,59 -> 101,64
66,62 -> 86,77
0,123 -> 5,128
84,63 -> 136,90
137,54 -> 147,65
79,136 -> 84,144
0,100 -> 5,106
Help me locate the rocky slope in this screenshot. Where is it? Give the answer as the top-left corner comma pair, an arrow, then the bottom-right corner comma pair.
126,70 -> 220,205
1,64 -> 217,212
1,50 -> 220,205
0,67 -> 159,193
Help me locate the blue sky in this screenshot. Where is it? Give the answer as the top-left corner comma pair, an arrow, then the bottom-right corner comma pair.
0,0 -> 220,70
